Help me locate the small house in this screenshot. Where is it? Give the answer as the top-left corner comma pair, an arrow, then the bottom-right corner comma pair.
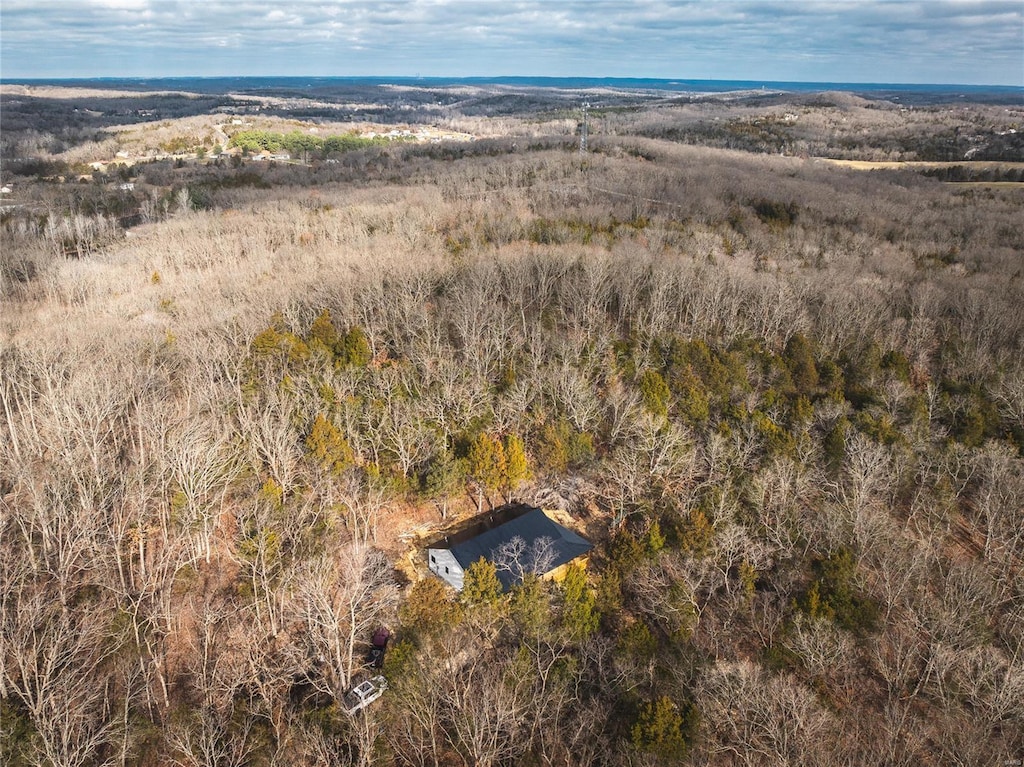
427,504 -> 592,591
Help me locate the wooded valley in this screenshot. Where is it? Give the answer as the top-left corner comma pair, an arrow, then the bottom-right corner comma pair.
1,81 -> 1023,766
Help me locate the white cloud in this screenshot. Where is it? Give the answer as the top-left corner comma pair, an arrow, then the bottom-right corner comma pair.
1,0 -> 1021,84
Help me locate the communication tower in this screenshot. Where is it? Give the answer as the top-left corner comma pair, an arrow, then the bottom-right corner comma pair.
579,102 -> 590,155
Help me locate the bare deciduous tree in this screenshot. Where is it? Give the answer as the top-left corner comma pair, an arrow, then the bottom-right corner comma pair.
440,650 -> 533,767
166,417 -> 237,565
492,535 -> 557,585
1,585 -> 118,767
291,542 -> 398,699
696,660 -> 837,767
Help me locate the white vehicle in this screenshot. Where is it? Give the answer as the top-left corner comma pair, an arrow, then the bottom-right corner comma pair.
342,675 -> 388,714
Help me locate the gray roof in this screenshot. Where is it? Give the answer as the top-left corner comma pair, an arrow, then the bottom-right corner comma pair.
442,506 -> 592,590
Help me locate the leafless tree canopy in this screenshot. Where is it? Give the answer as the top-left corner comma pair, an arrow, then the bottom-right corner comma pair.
491,535 -> 558,585
1,81 -> 1022,765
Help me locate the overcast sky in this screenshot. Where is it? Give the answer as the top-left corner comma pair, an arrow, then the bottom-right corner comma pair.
1,1 -> 1021,85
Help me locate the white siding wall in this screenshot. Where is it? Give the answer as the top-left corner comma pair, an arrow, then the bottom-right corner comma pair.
427,548 -> 465,590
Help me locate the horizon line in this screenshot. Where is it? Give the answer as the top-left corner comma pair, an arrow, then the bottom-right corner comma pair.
2,75 -> 1022,91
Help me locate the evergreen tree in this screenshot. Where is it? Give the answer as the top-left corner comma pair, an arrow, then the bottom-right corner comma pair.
503,433 -> 530,501
460,558 -> 503,609
399,577 -> 462,641
638,369 -> 671,419
338,325 -> 372,367
305,413 -> 354,475
784,332 -> 819,394
560,563 -> 599,641
425,448 -> 464,519
308,308 -> 340,357
467,432 -> 506,511
631,696 -> 698,762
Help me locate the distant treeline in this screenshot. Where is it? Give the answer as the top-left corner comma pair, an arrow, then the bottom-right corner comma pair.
920,164 -> 1024,183
228,129 -> 398,156
639,118 -> 1024,162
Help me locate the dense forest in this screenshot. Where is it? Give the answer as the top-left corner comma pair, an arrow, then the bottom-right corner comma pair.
1,82 -> 1023,766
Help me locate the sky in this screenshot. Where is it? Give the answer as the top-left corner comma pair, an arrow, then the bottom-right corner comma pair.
1,1 -> 1022,86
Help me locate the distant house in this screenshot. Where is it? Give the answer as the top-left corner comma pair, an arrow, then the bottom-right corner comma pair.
427,504 -> 593,591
